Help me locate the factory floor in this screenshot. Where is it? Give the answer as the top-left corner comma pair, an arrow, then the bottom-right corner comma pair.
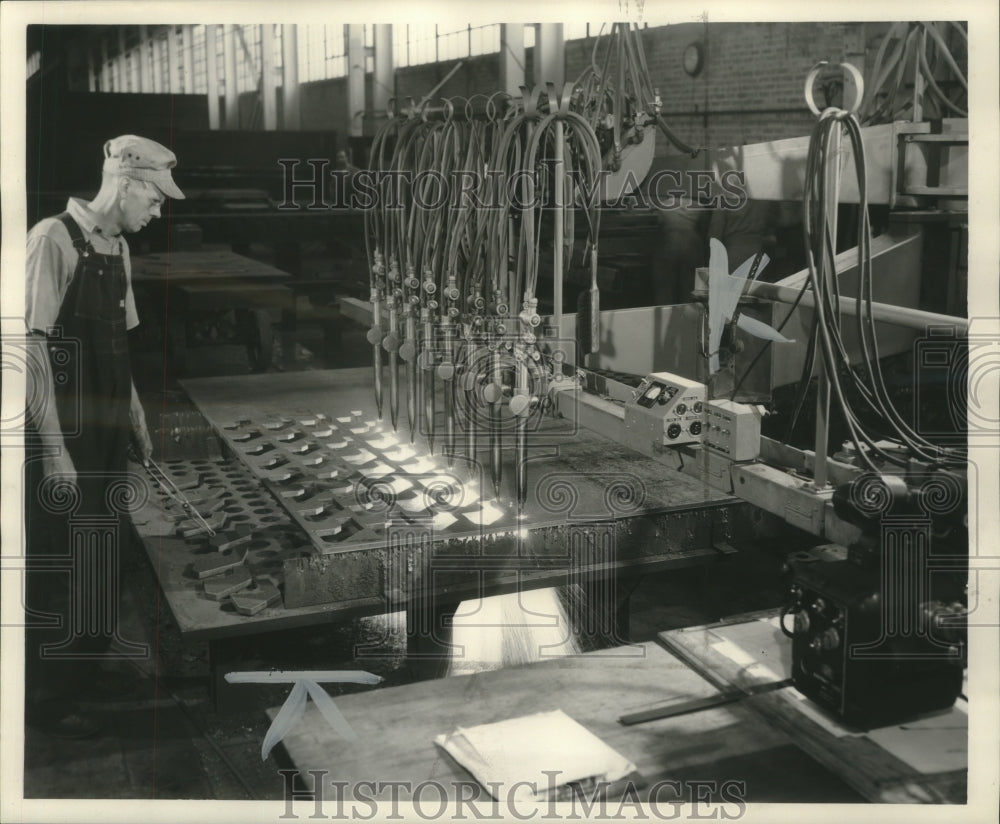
20,293 -> 867,804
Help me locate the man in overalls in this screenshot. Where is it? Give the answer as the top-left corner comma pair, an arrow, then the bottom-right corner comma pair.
24,135 -> 185,738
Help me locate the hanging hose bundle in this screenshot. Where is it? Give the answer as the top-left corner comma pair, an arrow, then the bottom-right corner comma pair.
572,23 -> 699,163
860,21 -> 968,125
362,81 -> 606,506
798,105 -> 966,472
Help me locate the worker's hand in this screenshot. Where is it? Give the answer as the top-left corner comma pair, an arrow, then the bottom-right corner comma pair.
40,450 -> 77,493
130,396 -> 154,466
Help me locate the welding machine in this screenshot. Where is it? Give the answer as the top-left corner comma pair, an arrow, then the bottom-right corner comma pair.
783,472 -> 967,729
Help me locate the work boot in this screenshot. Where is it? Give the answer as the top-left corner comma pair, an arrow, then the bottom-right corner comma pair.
80,662 -> 146,702
27,699 -> 102,740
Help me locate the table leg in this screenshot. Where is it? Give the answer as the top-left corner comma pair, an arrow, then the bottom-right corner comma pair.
208,637 -> 267,715
580,573 -> 641,646
405,595 -> 458,680
281,296 -> 298,370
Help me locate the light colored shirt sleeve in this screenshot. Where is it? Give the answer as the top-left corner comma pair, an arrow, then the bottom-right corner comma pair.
25,223 -> 73,334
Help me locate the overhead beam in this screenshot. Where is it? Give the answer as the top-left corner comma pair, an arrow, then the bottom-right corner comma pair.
535,23 -> 564,88
260,24 -> 277,130
499,24 -> 525,96
205,24 -> 220,129
372,24 -> 393,124
224,25 -> 239,128
281,24 -> 301,129
346,24 -> 365,138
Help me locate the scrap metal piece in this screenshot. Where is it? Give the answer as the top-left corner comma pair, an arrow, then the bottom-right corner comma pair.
231,581 -> 282,615
208,522 -> 254,552
193,547 -> 249,579
203,564 -> 254,600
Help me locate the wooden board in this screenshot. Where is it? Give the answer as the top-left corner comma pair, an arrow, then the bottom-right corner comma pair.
657,612 -> 967,804
131,250 -> 291,283
266,642 -> 811,804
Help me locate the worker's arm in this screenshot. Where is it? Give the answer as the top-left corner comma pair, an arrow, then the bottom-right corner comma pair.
130,380 -> 153,466
25,229 -> 76,484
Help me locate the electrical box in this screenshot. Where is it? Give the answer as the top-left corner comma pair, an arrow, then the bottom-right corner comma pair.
623,372 -> 706,455
703,398 -> 762,461
788,559 -> 964,729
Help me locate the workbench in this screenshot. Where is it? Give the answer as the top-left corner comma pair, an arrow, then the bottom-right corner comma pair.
264,640 -> 863,808
131,367 -> 756,708
131,249 -> 296,373
267,613 -> 967,808
657,611 -> 967,803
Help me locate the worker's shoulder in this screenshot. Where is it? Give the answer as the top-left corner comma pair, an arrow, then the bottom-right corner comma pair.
27,215 -> 73,246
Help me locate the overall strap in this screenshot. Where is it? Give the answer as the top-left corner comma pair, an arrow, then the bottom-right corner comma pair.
56,212 -> 91,256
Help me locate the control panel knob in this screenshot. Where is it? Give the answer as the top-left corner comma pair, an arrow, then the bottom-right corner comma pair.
820,628 -> 841,650
509,394 -> 532,417
793,610 -> 811,634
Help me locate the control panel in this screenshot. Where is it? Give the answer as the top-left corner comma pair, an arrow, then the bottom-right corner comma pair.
703,399 -> 763,461
623,372 -> 706,455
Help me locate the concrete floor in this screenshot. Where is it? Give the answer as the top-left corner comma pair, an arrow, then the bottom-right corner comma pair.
20,290 -> 867,804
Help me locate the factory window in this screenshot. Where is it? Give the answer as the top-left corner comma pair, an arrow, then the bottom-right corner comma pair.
271,24 -> 284,76
564,23 -> 594,41
518,23 -> 601,49
124,27 -> 141,92
144,37 -> 156,91
299,24 -> 347,81
392,24 -> 407,68
392,23 -> 500,68
192,25 -> 207,93
216,26 -> 226,96
470,24 -> 501,56
235,24 -> 261,93
407,23 -> 438,66
437,26 -> 468,61
157,31 -> 170,92
123,49 -> 134,92
178,26 -> 188,91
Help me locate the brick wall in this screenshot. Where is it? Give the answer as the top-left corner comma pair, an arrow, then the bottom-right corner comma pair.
290,21 -> 884,154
